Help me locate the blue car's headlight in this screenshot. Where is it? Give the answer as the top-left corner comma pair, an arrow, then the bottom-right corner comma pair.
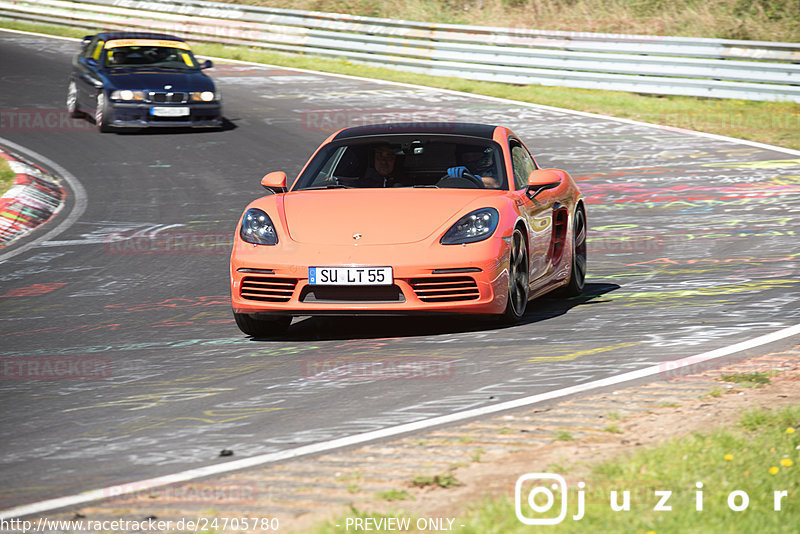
110,90 -> 145,101
240,208 -> 278,245
190,91 -> 217,102
441,208 -> 499,245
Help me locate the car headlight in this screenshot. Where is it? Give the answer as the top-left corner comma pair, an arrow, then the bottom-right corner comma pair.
441,208 -> 499,245
240,208 -> 278,245
110,90 -> 145,101
190,91 -> 216,102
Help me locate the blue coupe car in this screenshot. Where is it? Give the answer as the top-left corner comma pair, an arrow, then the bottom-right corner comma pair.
67,32 -> 223,132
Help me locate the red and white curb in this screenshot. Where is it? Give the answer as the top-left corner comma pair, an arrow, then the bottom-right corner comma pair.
0,146 -> 65,247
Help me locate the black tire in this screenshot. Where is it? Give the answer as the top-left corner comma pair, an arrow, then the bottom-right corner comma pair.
499,227 -> 529,323
234,312 -> 291,337
95,92 -> 112,133
560,206 -> 587,297
66,80 -> 81,118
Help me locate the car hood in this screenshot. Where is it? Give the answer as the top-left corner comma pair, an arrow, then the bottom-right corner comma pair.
282,189 -> 496,245
104,68 -> 214,91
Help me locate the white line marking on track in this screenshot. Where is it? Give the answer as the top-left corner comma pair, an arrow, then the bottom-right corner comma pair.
2,323 -> 798,519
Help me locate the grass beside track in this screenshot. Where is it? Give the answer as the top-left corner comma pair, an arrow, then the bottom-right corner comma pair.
223,0 -> 800,43
1,19 -> 798,151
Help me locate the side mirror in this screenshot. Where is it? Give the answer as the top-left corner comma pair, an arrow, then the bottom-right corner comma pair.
526,169 -> 562,198
261,171 -> 287,193
86,58 -> 98,67
200,59 -> 214,69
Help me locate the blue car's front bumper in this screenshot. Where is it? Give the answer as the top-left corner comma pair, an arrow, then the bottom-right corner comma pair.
108,102 -> 222,128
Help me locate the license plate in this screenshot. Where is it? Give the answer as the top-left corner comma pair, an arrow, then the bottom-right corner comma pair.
150,106 -> 190,117
309,267 -> 393,285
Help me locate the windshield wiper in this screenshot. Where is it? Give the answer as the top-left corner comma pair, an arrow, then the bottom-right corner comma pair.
150,65 -> 191,70
300,184 -> 354,190
107,65 -> 188,71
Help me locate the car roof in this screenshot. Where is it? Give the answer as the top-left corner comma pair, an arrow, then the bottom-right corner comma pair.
332,123 -> 499,141
93,32 -> 187,42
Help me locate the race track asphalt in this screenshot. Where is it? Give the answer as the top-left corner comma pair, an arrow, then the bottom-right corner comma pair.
1,29 -> 799,512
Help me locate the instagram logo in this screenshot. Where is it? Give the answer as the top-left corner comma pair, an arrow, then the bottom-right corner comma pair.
515,473 -> 584,525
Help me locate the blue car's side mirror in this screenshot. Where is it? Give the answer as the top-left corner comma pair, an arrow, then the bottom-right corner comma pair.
200,60 -> 213,69
86,58 -> 98,67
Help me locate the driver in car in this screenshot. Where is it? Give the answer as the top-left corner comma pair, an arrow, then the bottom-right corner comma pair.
452,146 -> 500,188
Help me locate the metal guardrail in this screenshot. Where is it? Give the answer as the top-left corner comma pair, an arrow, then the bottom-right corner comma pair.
2,0 -> 799,102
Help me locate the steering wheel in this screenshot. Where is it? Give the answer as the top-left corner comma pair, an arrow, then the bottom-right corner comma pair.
437,167 -> 485,189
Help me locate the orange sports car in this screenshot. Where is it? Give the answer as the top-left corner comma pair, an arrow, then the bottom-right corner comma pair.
230,123 -> 586,336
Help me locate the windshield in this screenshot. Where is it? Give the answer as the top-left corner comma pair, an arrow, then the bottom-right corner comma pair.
104,43 -> 198,69
293,135 -> 507,191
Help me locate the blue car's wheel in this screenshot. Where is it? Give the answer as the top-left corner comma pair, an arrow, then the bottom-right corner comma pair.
95,92 -> 112,133
66,81 -> 81,118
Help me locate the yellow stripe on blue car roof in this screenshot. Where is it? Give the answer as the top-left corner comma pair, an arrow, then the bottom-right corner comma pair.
105,39 -> 191,50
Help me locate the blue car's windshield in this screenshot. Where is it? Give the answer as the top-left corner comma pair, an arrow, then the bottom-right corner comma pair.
104,45 -> 198,70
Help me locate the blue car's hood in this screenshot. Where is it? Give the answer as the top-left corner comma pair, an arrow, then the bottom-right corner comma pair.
103,68 -> 214,92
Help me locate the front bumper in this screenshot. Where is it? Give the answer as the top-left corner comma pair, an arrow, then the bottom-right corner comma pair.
230,238 -> 512,317
108,101 -> 222,128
